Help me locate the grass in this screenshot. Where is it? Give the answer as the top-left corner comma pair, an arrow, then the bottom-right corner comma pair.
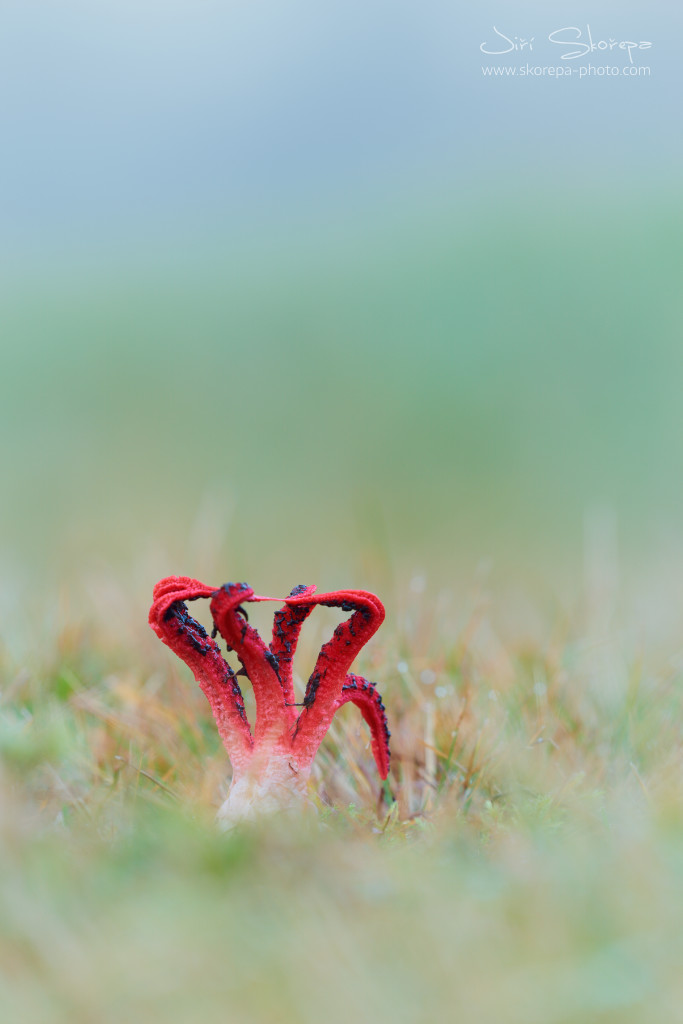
3,567 -> 683,1023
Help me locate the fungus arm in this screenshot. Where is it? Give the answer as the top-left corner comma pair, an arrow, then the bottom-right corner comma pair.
291,589 -> 385,763
269,585 -> 317,706
210,583 -> 290,742
149,576 -> 253,771
333,674 -> 391,779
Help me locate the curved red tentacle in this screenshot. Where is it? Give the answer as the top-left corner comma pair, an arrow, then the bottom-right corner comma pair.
269,585 -> 317,706
209,583 -> 292,743
290,589 -> 385,765
150,577 -> 389,791
333,673 -> 391,779
149,576 -> 253,772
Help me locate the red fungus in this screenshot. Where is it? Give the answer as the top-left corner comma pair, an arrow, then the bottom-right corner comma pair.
149,576 -> 390,825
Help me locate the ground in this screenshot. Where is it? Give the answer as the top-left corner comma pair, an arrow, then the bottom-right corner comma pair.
2,570 -> 683,1024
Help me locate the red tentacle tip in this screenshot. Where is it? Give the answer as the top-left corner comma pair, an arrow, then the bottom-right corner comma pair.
149,575 -> 390,824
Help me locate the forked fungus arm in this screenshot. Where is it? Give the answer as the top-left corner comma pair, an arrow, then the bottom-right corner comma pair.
149,575 -> 390,823
149,577 -> 254,774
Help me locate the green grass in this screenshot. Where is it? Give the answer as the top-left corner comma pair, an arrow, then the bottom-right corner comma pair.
3,568 -> 683,1024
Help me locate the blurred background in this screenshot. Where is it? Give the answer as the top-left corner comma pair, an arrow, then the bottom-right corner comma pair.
2,8 -> 683,1021
1,0 -> 681,612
